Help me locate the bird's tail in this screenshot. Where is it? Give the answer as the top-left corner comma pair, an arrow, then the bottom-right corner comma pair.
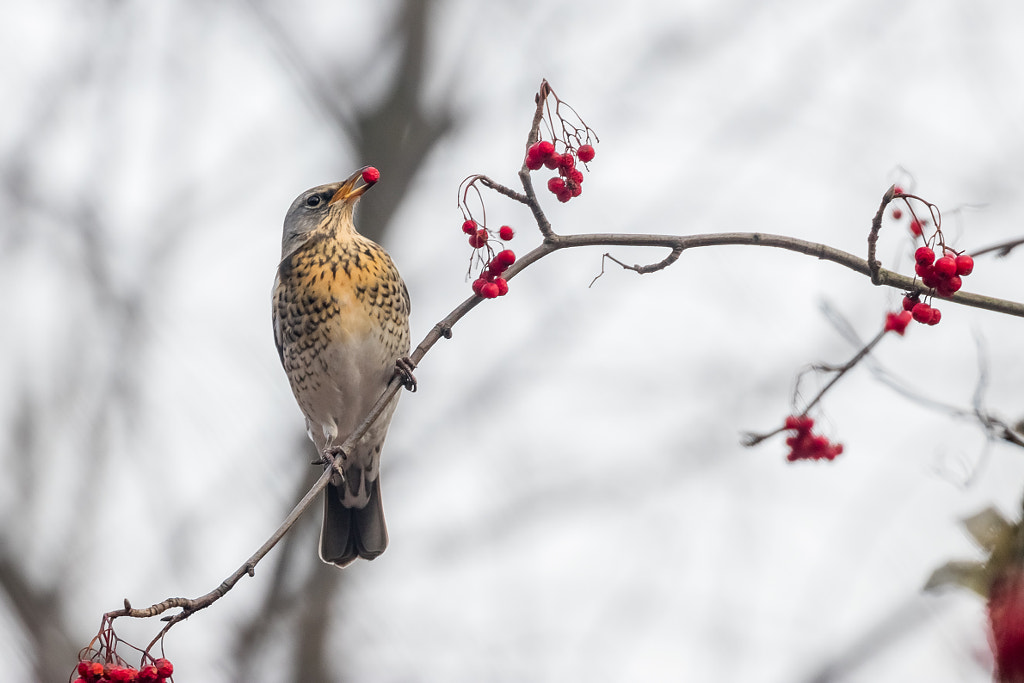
319,477 -> 388,568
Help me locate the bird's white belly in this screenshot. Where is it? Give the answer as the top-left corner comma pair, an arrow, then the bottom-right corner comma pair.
298,331 -> 395,459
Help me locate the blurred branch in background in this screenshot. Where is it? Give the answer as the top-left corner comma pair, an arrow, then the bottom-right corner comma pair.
0,3 -> 189,680
246,0 -> 455,242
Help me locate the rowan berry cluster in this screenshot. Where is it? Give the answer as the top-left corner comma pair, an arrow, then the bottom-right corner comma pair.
884,185 -> 978,331
460,219 -> 516,299
913,245 -> 973,298
783,415 -> 844,462
524,139 -> 596,203
73,657 -> 174,683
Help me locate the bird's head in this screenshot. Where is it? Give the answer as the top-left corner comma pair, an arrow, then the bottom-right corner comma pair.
280,166 -> 378,257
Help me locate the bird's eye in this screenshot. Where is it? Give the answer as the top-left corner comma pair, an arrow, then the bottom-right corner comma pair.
305,195 -> 322,208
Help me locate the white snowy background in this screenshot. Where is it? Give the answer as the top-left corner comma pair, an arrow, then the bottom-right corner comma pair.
2,1 -> 1023,681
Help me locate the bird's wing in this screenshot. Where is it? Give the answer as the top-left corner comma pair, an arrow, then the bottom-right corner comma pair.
271,270 -> 285,365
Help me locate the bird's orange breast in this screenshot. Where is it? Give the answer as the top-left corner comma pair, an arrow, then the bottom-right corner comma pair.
274,232 -> 411,359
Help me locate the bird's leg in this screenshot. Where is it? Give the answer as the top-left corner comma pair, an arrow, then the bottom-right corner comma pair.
395,356 -> 418,392
321,446 -> 347,487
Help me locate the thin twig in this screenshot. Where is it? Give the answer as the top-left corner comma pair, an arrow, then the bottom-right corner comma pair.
970,235 -> 1024,259
867,185 -> 897,285
518,81 -> 555,240
477,175 -> 529,205
801,330 -> 886,416
590,246 -> 684,286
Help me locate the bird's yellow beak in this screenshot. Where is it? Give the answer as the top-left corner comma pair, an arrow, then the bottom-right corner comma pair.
328,166 -> 377,205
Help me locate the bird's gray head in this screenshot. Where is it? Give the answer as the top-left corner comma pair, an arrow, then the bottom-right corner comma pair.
280,167 -> 377,258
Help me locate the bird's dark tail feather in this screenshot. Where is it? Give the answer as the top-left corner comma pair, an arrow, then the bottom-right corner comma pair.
319,478 -> 388,568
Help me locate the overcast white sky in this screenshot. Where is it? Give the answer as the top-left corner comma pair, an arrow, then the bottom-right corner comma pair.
2,1 -> 1024,681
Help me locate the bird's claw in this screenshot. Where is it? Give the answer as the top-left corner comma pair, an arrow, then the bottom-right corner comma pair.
321,446 -> 347,487
395,356 -> 417,392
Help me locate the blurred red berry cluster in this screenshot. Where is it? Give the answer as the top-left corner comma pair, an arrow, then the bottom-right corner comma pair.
883,310 -> 913,335
782,415 -> 843,462
525,139 -> 595,203
460,219 -> 516,299
990,572 -> 1024,682
73,657 -> 173,683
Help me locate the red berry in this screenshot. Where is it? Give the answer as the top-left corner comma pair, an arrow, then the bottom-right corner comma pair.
109,665 -> 140,682
936,275 -> 962,297
955,254 -> 974,276
934,256 -> 957,277
547,177 -> 566,194
472,278 -> 487,296
494,249 -> 516,268
467,231 -> 486,249
901,295 -> 918,312
536,140 -> 555,158
556,188 -> 572,203
154,659 -> 173,677
809,435 -> 830,452
526,142 -> 548,170
543,155 -> 560,170
909,218 -> 923,236
568,168 -> 584,185
891,208 -> 903,220
885,310 -> 912,335
568,179 -> 582,197
927,308 -> 942,325
916,262 -> 939,288
893,185 -> 904,195
558,153 -> 575,173
498,225 -> 514,240
784,415 -> 814,431
911,302 -> 932,323
361,166 -> 380,184
79,661 -> 105,679
138,666 -> 160,682
480,282 -> 500,299
578,144 -> 595,162
495,277 -> 509,296
914,246 -> 935,267
462,219 -> 477,235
